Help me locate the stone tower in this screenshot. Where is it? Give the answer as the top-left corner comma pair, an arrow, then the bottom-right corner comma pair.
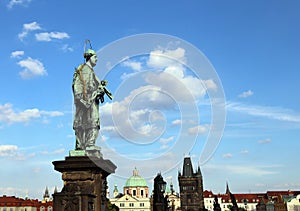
178,156 -> 205,211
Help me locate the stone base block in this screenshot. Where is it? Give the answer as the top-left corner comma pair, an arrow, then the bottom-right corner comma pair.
52,156 -> 116,211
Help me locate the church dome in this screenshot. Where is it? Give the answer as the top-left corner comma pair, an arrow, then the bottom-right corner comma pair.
125,168 -> 148,187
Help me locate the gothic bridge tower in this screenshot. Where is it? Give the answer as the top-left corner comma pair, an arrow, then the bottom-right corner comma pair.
178,156 -> 205,211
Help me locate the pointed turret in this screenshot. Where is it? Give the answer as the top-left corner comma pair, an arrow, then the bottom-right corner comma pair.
226,181 -> 230,194
182,157 -> 193,177
43,186 -> 50,202
113,184 -> 119,198
170,182 -> 175,194
225,182 -> 238,210
196,165 -> 202,176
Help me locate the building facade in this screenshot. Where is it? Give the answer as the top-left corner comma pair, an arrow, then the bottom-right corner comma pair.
110,168 -> 151,211
203,190 -> 300,211
165,183 -> 181,211
286,194 -> 300,211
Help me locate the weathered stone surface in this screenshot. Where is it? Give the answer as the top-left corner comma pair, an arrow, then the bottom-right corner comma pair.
53,156 -> 116,211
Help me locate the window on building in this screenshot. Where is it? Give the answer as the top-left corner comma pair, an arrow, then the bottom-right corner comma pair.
133,190 -> 136,196
129,203 -> 134,207
41,207 -> 45,211
48,207 -> 53,211
187,194 -> 192,203
120,203 -> 125,207
9,208 -> 13,211
141,190 -> 144,196
140,203 -> 144,207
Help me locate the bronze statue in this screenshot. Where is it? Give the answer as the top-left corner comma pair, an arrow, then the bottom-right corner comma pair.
72,40 -> 112,152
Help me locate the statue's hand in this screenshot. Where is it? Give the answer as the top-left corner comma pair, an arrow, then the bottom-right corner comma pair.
92,88 -> 104,100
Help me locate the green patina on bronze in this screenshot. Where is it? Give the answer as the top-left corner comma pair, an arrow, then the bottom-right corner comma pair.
71,43 -> 113,156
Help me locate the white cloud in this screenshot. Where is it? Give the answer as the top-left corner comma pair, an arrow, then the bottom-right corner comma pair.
0,103 -> 63,124
171,119 -> 182,126
204,79 -> 218,92
159,136 -> 174,150
188,125 -> 208,135
99,47 -> 214,142
222,153 -> 233,158
18,21 -> 41,41
10,50 -> 24,58
17,57 -> 47,79
100,93 -> 166,142
239,90 -> 254,98
240,150 -> 249,154
145,70 -> 206,102
147,48 -> 186,68
61,44 -> 74,52
35,32 -> 70,42
40,111 -> 64,117
226,102 -> 300,123
7,0 -> 32,9
40,148 -> 65,155
160,145 -> 169,150
206,164 -> 279,176
0,187 -> 27,197
18,21 -> 70,44
144,48 -> 217,100
0,145 -> 18,157
0,145 -> 35,160
23,21 -> 41,31
122,60 -> 142,72
258,138 -> 272,144
271,183 -> 300,189
159,136 -> 174,144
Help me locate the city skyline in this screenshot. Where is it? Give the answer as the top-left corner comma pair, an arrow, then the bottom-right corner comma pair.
0,0 -> 300,199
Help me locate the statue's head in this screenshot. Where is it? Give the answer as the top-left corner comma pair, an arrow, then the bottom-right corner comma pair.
84,49 -> 97,62
84,49 -> 97,67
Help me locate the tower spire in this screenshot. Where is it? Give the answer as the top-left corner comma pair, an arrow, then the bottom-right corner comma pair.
226,181 -> 230,194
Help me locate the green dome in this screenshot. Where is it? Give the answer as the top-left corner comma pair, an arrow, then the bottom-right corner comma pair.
125,168 -> 148,187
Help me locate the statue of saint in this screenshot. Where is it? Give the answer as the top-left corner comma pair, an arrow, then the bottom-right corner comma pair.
72,43 -> 112,152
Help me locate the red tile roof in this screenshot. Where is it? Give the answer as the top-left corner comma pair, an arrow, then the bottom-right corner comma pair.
0,195 -> 53,209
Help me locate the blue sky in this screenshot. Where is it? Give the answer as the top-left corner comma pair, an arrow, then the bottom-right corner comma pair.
1,0 -> 300,199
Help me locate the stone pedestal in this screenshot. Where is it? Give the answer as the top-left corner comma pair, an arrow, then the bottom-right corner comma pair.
52,156 -> 116,211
